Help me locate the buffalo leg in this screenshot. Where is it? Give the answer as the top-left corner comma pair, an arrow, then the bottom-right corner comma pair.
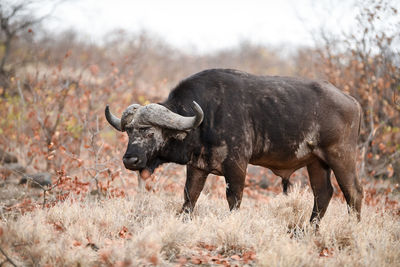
282,177 -> 291,195
307,160 -> 333,225
181,165 -> 209,213
326,147 -> 363,220
223,160 -> 247,210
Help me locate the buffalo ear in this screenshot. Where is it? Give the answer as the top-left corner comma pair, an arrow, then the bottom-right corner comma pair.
173,131 -> 187,140
163,128 -> 188,141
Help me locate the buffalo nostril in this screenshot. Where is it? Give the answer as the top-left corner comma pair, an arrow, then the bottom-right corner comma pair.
123,156 -> 139,165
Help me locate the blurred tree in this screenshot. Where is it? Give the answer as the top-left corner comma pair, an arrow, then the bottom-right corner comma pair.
0,0 -> 61,95
295,0 -> 400,180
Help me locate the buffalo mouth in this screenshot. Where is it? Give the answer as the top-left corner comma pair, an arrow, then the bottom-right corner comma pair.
123,164 -> 142,171
124,158 -> 160,177
123,165 -> 153,178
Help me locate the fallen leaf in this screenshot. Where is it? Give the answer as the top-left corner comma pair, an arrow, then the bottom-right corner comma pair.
210,256 -> 220,262
90,65 -> 99,76
114,260 -> 132,267
76,159 -> 84,167
191,258 -> 201,264
99,249 -> 111,262
148,254 -> 158,265
378,143 -> 386,151
52,222 -> 65,232
387,164 -> 394,178
48,142 -> 54,149
319,247 -> 334,257
177,257 -> 188,264
243,250 -> 256,261
231,254 -> 241,261
145,183 -> 153,191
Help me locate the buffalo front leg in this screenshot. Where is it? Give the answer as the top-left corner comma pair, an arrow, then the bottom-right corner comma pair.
181,165 -> 209,214
223,160 -> 247,210
307,160 -> 333,225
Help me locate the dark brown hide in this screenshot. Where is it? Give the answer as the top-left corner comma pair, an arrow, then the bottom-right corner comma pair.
106,69 -> 363,224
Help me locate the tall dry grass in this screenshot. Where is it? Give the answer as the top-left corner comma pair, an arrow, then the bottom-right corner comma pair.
0,185 -> 399,266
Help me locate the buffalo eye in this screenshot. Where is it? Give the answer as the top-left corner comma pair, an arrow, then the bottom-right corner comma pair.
138,127 -> 150,132
138,127 -> 154,138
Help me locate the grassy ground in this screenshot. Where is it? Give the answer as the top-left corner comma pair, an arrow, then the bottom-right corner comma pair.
1,183 -> 399,266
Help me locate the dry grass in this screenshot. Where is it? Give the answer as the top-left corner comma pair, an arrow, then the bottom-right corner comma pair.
0,185 -> 399,266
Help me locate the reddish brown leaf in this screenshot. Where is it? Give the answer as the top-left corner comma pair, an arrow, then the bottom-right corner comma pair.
148,254 -> 158,265
191,258 -> 202,264
319,247 -> 334,257
89,65 -> 99,76
52,222 -> 65,232
243,251 -> 256,261
177,257 -> 188,264
99,249 -> 111,262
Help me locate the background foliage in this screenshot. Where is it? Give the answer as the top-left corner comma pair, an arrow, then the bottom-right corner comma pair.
0,0 -> 399,265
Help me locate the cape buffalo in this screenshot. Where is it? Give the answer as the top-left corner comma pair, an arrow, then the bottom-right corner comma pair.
105,69 -> 363,223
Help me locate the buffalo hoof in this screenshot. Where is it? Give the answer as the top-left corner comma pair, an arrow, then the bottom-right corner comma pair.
177,207 -> 194,222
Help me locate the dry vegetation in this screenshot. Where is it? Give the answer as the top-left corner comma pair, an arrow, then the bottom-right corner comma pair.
0,0 -> 400,266
1,187 -> 399,266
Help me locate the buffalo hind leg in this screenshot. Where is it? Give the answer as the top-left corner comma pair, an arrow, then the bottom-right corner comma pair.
326,147 -> 363,220
223,160 -> 247,210
181,166 -> 209,214
282,177 -> 291,195
307,160 -> 333,226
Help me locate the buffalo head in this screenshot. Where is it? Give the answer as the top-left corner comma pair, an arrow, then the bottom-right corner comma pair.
105,101 -> 203,174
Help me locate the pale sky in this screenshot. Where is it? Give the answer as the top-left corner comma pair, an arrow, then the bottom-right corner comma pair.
40,0 -> 361,53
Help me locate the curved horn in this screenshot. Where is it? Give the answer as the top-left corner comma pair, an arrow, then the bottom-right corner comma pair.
105,105 -> 122,131
191,101 -> 204,128
138,101 -> 204,131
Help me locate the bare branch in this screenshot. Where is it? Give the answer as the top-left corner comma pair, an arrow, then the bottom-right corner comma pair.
0,246 -> 17,267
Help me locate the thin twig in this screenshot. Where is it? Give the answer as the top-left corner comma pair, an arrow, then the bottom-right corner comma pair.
41,178 -> 62,209
16,171 -> 61,209
16,80 -> 25,106
86,116 -> 109,198
0,246 -> 17,267
359,118 -> 388,177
